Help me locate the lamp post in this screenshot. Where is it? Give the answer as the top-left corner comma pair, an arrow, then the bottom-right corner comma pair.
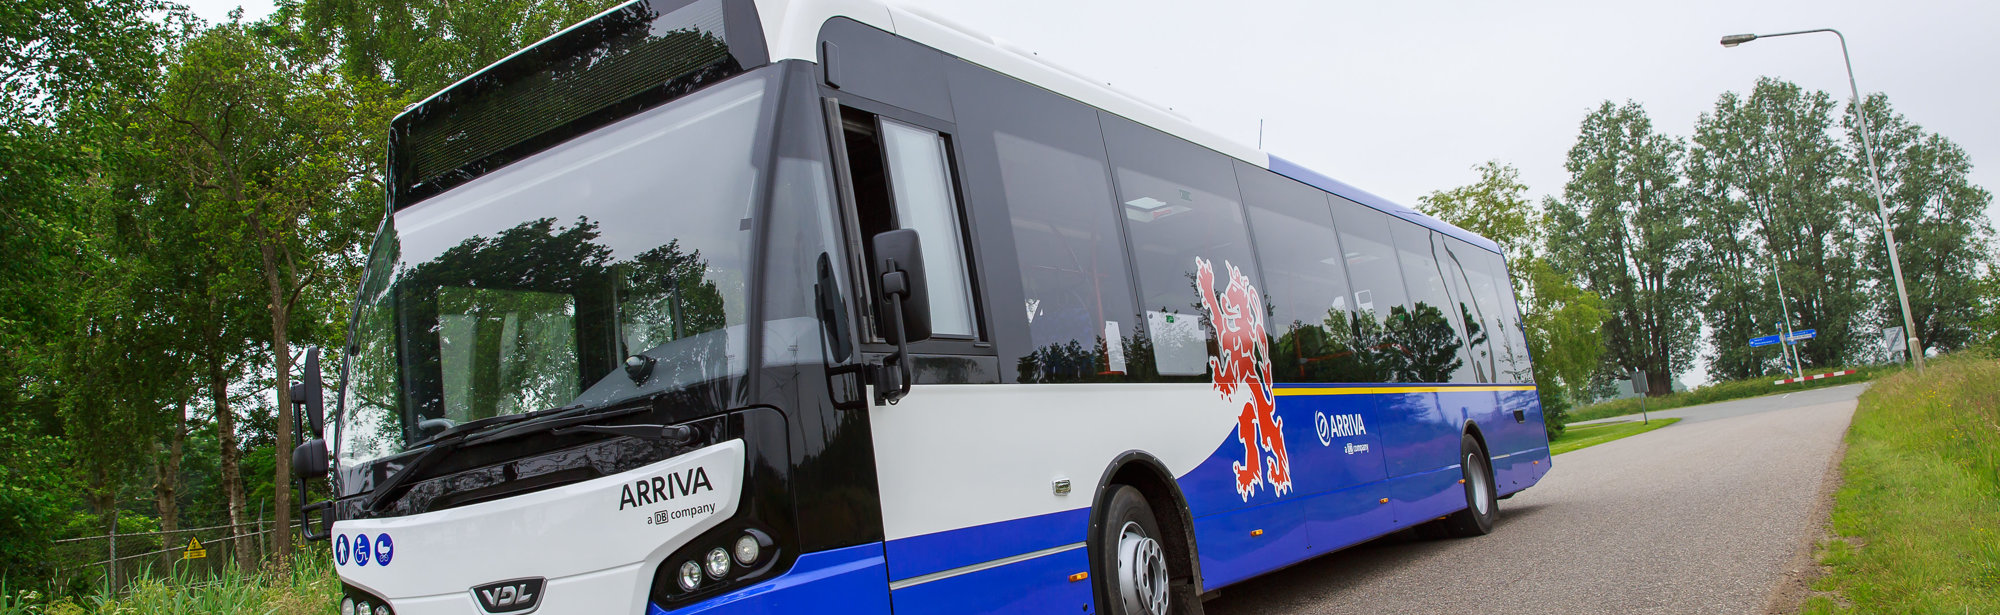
1721,29 -> 1924,371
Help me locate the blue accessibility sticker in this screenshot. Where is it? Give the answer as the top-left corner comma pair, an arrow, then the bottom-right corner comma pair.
353,534 -> 371,567
334,534 -> 350,566
374,534 -> 394,566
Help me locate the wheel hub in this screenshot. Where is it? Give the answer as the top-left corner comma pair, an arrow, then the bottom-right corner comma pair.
1466,452 -> 1491,515
1116,521 -> 1170,615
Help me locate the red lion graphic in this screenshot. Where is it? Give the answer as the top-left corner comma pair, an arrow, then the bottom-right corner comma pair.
1195,257 -> 1291,501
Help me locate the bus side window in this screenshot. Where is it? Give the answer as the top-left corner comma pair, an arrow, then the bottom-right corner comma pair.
1238,163 -> 1366,384
1328,198 -> 1409,384
1100,113 -> 1260,382
836,107 -> 982,342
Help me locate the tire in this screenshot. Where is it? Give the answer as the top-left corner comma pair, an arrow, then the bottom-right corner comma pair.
1097,486 -> 1174,615
1440,433 -> 1498,537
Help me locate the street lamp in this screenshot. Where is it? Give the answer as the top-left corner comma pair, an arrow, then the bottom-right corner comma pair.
1720,28 -> 1924,371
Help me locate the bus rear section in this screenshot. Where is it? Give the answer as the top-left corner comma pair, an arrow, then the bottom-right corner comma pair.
300,1 -> 1553,614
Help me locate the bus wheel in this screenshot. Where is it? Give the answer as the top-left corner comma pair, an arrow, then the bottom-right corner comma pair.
1099,485 -> 1171,615
1442,434 -> 1497,537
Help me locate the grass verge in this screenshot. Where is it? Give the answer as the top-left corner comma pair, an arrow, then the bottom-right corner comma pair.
1800,355 -> 2000,614
1,548 -> 338,615
1566,363 -> 1900,425
1549,417 -> 1680,455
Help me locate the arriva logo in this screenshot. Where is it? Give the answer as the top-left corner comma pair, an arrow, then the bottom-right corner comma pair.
1195,257 -> 1291,502
1314,412 -> 1367,447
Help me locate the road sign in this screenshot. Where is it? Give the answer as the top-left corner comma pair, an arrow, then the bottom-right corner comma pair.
1881,326 -> 1904,356
1784,329 -> 1817,344
1749,334 -> 1781,347
181,536 -> 206,560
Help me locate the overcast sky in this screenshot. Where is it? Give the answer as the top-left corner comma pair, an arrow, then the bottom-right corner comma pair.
181,0 -> 1997,222
181,0 -> 1996,384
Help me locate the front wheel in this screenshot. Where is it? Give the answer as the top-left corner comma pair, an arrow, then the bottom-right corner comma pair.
1097,486 -> 1171,615
1440,433 -> 1497,537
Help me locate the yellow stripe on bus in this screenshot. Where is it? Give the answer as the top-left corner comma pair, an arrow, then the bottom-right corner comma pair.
1271,385 -> 1537,396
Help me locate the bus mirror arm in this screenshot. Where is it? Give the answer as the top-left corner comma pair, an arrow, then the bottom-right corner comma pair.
875,270 -> 914,405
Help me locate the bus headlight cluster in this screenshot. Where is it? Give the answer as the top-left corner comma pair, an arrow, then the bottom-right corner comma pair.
673,531 -> 769,594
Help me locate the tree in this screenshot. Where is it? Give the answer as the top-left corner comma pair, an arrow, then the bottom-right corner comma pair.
1685,80 -> 1865,377
284,0 -> 624,97
1843,93 -> 1995,356
1546,102 -> 1700,396
1418,161 -> 1540,260
140,21 -> 387,563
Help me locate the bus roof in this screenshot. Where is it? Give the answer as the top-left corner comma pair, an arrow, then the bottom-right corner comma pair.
754,0 -> 1506,256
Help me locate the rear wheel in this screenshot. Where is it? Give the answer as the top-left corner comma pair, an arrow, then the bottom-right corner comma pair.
1097,486 -> 1171,615
1441,433 -> 1497,537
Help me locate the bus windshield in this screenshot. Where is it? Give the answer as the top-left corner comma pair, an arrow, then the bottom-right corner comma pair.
335,71 -> 774,475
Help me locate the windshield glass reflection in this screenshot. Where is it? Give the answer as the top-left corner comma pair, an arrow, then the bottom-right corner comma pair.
336,73 -> 771,474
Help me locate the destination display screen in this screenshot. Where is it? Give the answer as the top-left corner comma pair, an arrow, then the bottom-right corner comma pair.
390,0 -> 764,207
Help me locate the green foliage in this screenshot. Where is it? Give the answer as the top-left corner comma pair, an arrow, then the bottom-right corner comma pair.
1801,355 -> 1999,614
1547,101 -> 1702,399
1,546 -> 340,614
1842,94 -> 1995,357
1547,417 -> 1678,456
285,0 -> 626,97
1417,162 -> 1608,437
0,421 -> 79,586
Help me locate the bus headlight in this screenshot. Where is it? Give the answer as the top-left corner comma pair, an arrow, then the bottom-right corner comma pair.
705,548 -> 731,578
340,598 -> 356,615
373,605 -> 391,615
677,560 -> 703,591
732,534 -> 760,565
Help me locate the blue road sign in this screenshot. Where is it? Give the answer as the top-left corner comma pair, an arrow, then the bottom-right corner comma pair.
1785,329 -> 1817,344
1749,335 -> 1782,347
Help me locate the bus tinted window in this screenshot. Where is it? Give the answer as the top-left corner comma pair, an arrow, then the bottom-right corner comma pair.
1238,164 -> 1371,384
986,111 -> 1138,383
1389,223 -> 1469,384
1487,253 -> 1533,383
1328,197 -> 1406,383
1102,114 -> 1259,380
1438,239 -> 1494,383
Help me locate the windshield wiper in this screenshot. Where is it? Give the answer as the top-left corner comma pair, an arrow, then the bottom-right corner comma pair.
365,403 -> 649,513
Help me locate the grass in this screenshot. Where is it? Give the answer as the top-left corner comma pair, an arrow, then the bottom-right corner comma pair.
1565,363 -> 1902,425
1548,417 -> 1681,455
1,549 -> 339,615
1799,354 -> 2000,614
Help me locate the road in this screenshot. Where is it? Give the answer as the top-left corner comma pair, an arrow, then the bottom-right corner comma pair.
1203,383 -> 1865,615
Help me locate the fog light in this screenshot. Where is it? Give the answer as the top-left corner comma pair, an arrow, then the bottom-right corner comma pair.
705,547 -> 731,578
733,534 -> 760,565
341,598 -> 356,615
677,560 -> 703,591
354,601 -> 369,615
373,605 -> 391,615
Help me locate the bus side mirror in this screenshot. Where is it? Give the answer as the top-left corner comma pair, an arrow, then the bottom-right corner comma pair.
872,229 -> 930,405
290,347 -> 326,439
873,229 -> 932,343
293,438 -> 329,480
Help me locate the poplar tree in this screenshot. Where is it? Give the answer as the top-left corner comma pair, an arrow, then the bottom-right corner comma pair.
1546,102 -> 1700,396
1842,94 -> 1995,356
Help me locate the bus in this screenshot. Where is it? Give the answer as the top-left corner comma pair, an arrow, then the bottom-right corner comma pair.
286,0 -> 1553,613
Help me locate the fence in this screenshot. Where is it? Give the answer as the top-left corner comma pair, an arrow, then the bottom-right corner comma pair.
46,510 -> 305,594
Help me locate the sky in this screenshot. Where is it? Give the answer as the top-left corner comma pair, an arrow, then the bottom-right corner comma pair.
178,0 -> 1998,385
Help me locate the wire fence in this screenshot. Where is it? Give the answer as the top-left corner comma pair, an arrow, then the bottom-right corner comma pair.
46,512 -> 308,594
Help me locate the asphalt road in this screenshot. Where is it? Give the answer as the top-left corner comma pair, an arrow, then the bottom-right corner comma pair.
1203,383 -> 1866,615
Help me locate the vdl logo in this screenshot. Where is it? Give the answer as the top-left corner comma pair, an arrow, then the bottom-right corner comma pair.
471,577 -> 546,614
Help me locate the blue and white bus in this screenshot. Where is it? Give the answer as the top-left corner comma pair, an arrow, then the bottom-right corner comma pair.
288,1 -> 1552,613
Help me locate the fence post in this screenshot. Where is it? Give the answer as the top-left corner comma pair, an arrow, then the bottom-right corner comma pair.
106,509 -> 117,594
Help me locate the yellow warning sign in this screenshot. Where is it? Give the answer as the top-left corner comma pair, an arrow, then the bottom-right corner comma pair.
182,537 -> 207,560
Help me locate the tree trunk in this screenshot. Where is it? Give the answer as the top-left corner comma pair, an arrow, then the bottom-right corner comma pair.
153,402 -> 186,570
210,353 -> 250,562
251,210 -> 296,566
